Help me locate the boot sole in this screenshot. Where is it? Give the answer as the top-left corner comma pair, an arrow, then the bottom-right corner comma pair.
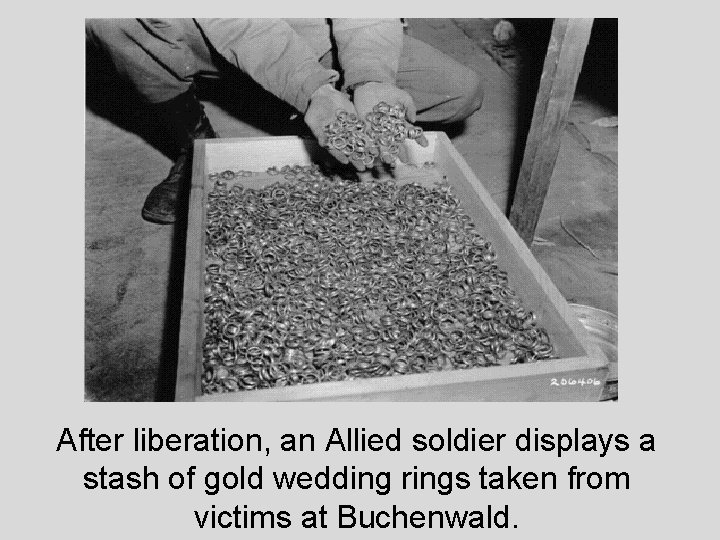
141,207 -> 176,225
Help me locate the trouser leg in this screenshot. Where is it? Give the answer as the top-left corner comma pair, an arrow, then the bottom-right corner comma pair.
86,19 -> 220,224
396,36 -> 484,124
86,18 -> 208,104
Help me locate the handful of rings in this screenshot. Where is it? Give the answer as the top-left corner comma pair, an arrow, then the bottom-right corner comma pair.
322,102 -> 427,167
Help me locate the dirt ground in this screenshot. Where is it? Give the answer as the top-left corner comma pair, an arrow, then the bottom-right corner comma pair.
85,19 -> 617,401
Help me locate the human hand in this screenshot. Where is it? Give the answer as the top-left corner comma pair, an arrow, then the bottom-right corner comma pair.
353,82 -> 429,165
304,84 -> 358,167
353,82 -> 416,122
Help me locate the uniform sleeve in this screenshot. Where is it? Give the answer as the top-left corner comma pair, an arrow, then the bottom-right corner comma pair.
331,19 -> 403,90
194,18 -> 339,112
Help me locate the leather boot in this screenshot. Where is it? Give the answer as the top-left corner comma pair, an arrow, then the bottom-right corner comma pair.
141,86 -> 217,224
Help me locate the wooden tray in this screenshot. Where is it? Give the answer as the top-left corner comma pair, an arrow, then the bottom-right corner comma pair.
176,133 -> 608,401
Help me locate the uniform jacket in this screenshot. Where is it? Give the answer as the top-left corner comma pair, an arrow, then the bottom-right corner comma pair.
189,18 -> 403,112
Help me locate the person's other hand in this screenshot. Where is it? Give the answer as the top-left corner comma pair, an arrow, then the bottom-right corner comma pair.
353,82 -> 428,165
304,84 -> 366,169
353,82 -> 416,122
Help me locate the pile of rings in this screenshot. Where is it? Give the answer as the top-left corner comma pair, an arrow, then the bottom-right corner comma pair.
322,102 -> 425,167
202,165 -> 555,394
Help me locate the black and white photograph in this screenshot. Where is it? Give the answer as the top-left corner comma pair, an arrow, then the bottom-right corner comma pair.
84,18 -> 618,402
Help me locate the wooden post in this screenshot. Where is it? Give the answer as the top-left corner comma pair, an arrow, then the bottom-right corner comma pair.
509,18 -> 594,245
